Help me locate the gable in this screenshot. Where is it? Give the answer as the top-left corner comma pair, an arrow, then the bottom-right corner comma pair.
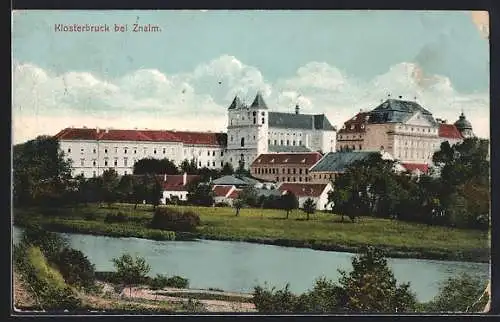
404,111 -> 435,127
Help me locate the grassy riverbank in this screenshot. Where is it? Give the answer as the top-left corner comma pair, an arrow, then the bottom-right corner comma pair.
13,203 -> 490,263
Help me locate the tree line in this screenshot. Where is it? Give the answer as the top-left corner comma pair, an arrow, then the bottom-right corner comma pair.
328,138 -> 490,230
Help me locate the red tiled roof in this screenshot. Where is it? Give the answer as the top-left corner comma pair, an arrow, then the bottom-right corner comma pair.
53,128 -> 226,146
401,163 -> 429,174
251,152 -> 322,167
212,185 -> 234,198
159,174 -> 201,191
438,124 -> 463,139
278,183 -> 328,198
337,112 -> 369,134
227,189 -> 241,199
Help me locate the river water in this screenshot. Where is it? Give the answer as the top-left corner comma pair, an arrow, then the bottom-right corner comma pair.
12,226 -> 489,302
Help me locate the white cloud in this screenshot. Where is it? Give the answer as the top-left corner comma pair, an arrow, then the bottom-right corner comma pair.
12,56 -> 489,144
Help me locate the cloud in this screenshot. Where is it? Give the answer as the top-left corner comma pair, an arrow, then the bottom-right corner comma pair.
12,56 -> 489,144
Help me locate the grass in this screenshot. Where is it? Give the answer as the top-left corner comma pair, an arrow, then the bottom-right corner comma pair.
154,291 -> 251,303
13,203 -> 490,262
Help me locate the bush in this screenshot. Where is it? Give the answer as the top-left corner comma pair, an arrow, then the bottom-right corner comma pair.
150,208 -> 200,232
166,276 -> 189,289
20,225 -> 69,262
53,247 -> 96,290
84,212 -> 98,221
104,212 -> 128,223
214,202 -> 230,208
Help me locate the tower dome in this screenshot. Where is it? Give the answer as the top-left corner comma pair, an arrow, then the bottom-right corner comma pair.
454,112 -> 474,138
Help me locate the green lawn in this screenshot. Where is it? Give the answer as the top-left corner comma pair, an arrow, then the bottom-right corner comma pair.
14,203 -> 490,262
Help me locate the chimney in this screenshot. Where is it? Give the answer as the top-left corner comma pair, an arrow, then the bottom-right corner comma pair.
295,104 -> 300,115
164,174 -> 167,182
183,172 -> 187,186
96,127 -> 100,134
105,128 -> 109,134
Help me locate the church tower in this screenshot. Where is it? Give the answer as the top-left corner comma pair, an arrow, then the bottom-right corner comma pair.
454,112 -> 474,139
226,92 -> 269,170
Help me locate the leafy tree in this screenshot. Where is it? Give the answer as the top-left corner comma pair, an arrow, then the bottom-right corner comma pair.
337,247 -> 417,313
424,273 -> 489,312
221,162 -> 234,175
133,158 -> 179,175
180,158 -> 198,174
13,136 -> 73,206
280,191 -> 299,219
302,198 -> 316,220
20,225 -> 69,262
238,186 -> 258,207
197,167 -> 220,183
233,199 -> 244,216
151,177 -> 164,209
100,168 -> 119,207
112,253 -> 151,296
53,247 -> 96,290
116,174 -> 136,203
187,181 -> 214,206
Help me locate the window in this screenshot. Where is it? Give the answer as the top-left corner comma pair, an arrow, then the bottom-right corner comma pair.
253,118 -> 256,124
212,161 -> 215,167
93,171 -> 96,177
299,140 -> 302,145
104,160 -> 108,166
299,177 -> 302,182
276,177 -> 279,182
280,140 -> 284,145
93,148 -> 96,154
124,148 -> 128,154
241,138 -> 245,147
282,168 -> 285,174
286,140 -> 290,145
293,168 -> 296,174
163,148 -> 166,154
134,149 -> 137,154
359,145 -> 362,150
115,147 -> 118,154
124,158 -> 128,166
207,161 -> 210,167
282,177 -> 285,181
67,148 -> 71,153
80,159 -> 85,166
292,141 -> 296,146
305,169 -> 308,174
212,151 -> 215,156
274,140 -> 277,145
199,161 -> 202,167
287,177 -> 290,182
92,160 -> 96,166
221,151 -> 224,156
299,168 -> 303,174
221,161 -> 224,167
114,160 -> 118,166
262,112 -> 265,116
287,169 -> 291,174
268,139 -> 271,145
253,135 -> 256,140
230,136 -> 233,142
154,149 -> 157,154
293,177 -> 296,182
262,118 -> 265,124
80,148 -> 84,154
124,171 -> 128,175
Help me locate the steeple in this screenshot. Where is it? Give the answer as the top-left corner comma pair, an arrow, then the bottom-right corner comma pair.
228,95 -> 244,110
250,92 -> 268,109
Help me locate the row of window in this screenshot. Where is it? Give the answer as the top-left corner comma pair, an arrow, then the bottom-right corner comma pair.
397,125 -> 437,134
275,176 -> 310,183
338,134 -> 363,140
253,167 -> 309,175
268,132 -> 303,137
312,173 -> 335,180
338,145 -> 363,151
67,147 -> 223,157
77,158 -> 225,168
397,150 -> 433,160
268,139 -> 303,146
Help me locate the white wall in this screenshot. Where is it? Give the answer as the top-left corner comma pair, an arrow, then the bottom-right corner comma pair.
161,190 -> 188,204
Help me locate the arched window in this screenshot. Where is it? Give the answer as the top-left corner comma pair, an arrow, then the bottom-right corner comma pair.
241,138 -> 245,147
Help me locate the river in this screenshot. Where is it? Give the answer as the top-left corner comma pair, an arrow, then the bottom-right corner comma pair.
12,226 -> 489,303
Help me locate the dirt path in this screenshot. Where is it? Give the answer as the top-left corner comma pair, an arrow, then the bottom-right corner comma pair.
120,286 -> 257,312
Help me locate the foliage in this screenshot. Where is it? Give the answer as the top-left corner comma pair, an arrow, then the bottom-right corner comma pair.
133,158 -> 179,175
53,247 -> 96,290
14,245 -> 81,311
13,136 -> 73,207
165,275 -> 189,289
150,207 -> 201,232
279,191 -> 299,219
20,224 -> 69,262
116,175 -> 136,203
111,253 -> 151,296
238,186 -> 259,208
302,198 -> 316,221
221,162 -> 234,175
424,273 -> 489,312
187,182 -> 214,206
179,159 -> 198,174
337,246 -> 417,312
104,212 -> 128,223
100,169 -> 120,206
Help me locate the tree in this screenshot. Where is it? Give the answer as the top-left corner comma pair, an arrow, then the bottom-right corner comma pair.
116,174 -> 135,203
302,198 -> 316,220
20,225 -> 70,262
338,247 -> 417,313
238,186 -> 258,208
100,169 -> 120,207
280,192 -> 299,219
180,159 -> 198,174
187,181 -> 214,206
425,273 -> 489,312
151,177 -> 164,209
13,136 -> 73,206
133,158 -> 179,175
54,247 -> 96,290
112,253 -> 151,297
233,199 -> 244,216
221,162 -> 234,175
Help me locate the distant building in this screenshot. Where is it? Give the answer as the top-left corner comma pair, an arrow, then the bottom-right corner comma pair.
454,112 -> 475,138
212,185 -> 241,206
250,152 -> 322,183
335,98 -> 468,166
159,173 -> 200,204
277,182 -> 333,210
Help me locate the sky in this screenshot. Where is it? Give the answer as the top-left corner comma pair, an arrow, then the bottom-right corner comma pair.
12,10 -> 490,144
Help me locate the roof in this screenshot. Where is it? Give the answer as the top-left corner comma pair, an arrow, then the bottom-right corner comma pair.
278,183 -> 328,198
454,112 -> 472,130
228,96 -> 246,110
211,175 -> 249,186
309,151 -> 375,173
255,188 -> 282,198
227,189 -> 242,199
438,124 -> 463,139
268,112 -> 336,131
239,176 -> 262,186
251,152 -> 322,167
338,112 -> 370,134
212,185 -> 234,197
53,128 -> 227,146
160,174 -> 201,191
401,163 -> 429,174
367,99 -> 437,126
250,92 -> 268,110
268,145 -> 312,153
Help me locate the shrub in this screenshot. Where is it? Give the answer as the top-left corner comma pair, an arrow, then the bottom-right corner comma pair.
166,276 -> 189,289
104,212 -> 128,223
214,202 -> 230,207
150,208 -> 201,232
53,247 -> 96,290
20,225 -> 69,262
84,212 -> 98,221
